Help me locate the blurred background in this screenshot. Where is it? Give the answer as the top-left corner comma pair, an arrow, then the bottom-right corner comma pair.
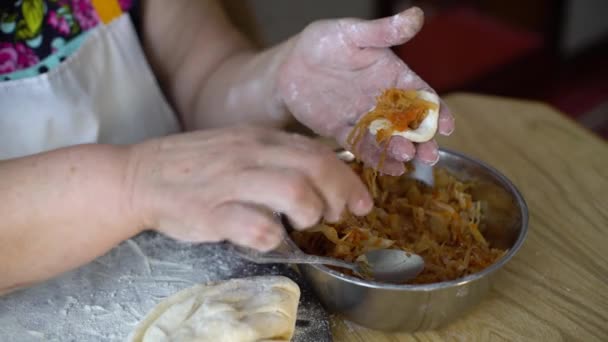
222,0 -> 608,140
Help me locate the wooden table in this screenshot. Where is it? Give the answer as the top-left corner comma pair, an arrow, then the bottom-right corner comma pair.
329,93 -> 608,341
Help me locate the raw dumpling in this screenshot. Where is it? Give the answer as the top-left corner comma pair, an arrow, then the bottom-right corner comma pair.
368,90 -> 440,143
129,276 -> 301,342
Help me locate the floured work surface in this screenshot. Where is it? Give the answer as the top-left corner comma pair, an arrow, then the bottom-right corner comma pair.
0,232 -> 331,342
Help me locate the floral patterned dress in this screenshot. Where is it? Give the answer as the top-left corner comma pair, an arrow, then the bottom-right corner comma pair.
0,0 -> 136,81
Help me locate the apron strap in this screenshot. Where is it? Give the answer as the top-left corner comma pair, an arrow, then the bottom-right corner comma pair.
90,0 -> 124,24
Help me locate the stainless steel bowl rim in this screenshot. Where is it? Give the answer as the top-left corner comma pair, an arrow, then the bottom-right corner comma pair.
294,147 -> 529,291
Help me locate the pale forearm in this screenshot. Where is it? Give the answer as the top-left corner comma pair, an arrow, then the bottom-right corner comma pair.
0,144 -> 140,294
187,39 -> 294,130
141,0 -> 294,131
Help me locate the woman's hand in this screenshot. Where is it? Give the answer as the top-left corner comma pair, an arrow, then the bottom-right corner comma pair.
0,127 -> 369,293
277,7 -> 455,175
144,3 -> 452,173
127,126 -> 372,251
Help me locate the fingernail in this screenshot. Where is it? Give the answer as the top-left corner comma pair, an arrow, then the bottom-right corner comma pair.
389,144 -> 412,162
429,153 -> 440,166
401,152 -> 413,161
387,168 -> 404,176
263,231 -> 281,251
439,117 -> 455,136
440,125 -> 454,136
357,196 -> 373,214
324,211 -> 340,224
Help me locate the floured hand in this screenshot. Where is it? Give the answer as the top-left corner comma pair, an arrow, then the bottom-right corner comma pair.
278,7 -> 454,175
126,126 -> 372,252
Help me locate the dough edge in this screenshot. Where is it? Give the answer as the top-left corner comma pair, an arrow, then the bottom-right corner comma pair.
127,275 -> 301,342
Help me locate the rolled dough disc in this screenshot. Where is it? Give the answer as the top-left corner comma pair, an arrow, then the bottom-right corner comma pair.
129,276 -> 301,342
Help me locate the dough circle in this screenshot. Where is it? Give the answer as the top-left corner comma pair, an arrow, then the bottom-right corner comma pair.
129,276 -> 301,342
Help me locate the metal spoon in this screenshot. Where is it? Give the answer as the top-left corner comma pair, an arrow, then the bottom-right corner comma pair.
231,214 -> 425,283
232,236 -> 424,283
356,249 -> 425,283
232,149 -> 428,283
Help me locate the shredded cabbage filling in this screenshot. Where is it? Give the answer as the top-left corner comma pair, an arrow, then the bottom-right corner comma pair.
291,161 -> 507,284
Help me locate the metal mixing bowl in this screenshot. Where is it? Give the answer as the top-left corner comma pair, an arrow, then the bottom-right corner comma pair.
291,148 -> 529,332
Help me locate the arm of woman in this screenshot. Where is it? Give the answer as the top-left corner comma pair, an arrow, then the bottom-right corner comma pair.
141,0 -> 455,174
0,128 -> 372,295
0,144 -> 139,295
140,0 -> 291,130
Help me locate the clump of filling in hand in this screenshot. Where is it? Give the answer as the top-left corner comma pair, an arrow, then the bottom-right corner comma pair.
347,88 -> 439,150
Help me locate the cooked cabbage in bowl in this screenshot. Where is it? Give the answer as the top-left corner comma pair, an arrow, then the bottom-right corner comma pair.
290,161 -> 508,284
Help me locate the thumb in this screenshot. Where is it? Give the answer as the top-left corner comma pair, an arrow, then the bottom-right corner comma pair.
346,7 -> 424,48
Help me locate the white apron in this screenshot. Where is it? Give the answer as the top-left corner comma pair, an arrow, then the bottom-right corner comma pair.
0,13 -> 180,160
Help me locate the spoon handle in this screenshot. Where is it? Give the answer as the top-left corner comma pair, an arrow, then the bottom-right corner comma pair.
230,232 -> 357,271
236,249 -> 357,270
229,212 -> 358,271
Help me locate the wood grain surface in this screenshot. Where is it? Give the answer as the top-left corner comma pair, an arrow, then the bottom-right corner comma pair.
328,93 -> 608,342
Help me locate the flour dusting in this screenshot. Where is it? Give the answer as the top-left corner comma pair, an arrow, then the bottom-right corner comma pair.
0,232 -> 331,341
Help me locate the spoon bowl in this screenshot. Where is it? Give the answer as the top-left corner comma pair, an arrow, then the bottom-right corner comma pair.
232,235 -> 425,284
359,249 -> 425,283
